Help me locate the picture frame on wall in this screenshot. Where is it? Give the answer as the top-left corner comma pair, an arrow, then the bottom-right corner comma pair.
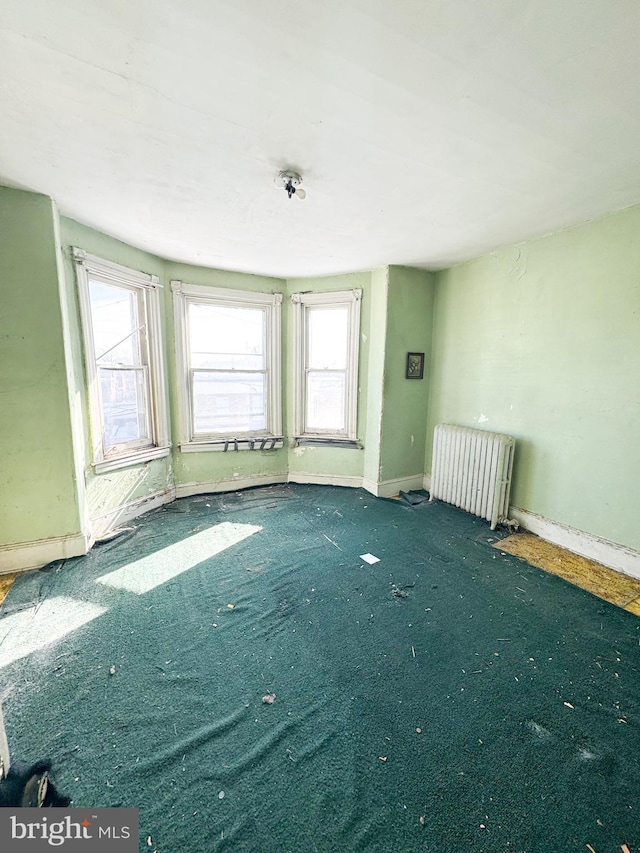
406,352 -> 424,380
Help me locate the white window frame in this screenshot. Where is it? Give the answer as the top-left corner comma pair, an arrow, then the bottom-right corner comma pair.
172,280 -> 283,452
73,248 -> 170,473
291,288 -> 362,442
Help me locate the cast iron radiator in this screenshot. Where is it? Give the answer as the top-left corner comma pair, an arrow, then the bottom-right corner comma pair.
429,424 -> 515,530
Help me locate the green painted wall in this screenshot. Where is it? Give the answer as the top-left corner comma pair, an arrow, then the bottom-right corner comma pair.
427,204 -> 640,552
285,271 -> 373,481
59,218 -> 172,523
10,189 -> 637,561
164,260 -> 289,488
379,266 -> 434,482
0,188 -> 81,545
362,268 -> 389,485
52,205 -> 90,539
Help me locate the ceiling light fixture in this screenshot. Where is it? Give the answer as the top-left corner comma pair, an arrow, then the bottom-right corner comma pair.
274,170 -> 306,200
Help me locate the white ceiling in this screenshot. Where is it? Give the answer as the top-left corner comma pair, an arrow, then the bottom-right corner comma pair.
2,0 -> 640,278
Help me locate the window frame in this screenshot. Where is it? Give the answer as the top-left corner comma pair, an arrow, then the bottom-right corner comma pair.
73,248 -> 170,473
171,280 -> 283,452
291,288 -> 362,443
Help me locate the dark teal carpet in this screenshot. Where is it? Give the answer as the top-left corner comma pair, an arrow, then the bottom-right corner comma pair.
2,484 -> 639,851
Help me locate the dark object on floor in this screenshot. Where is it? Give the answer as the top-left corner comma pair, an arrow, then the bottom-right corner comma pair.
398,489 -> 430,506
391,582 -> 415,599
0,759 -> 71,807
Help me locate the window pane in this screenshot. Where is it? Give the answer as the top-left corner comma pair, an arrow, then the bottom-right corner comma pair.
189,304 -> 265,370
100,368 -> 149,448
89,281 -> 141,366
307,307 -> 348,369
192,371 -> 266,434
306,371 -> 346,431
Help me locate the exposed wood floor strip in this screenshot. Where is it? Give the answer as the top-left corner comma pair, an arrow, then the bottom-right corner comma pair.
0,573 -> 17,607
496,532 -> 640,614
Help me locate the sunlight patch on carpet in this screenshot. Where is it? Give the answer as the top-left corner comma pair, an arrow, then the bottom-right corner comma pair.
0,596 -> 107,669
96,522 -> 263,594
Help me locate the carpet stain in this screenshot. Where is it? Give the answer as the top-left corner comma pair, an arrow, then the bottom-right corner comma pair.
496,533 -> 640,614
0,573 -> 17,607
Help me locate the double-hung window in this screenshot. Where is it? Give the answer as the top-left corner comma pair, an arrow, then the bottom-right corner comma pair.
73,249 -> 169,472
291,289 -> 362,443
172,281 -> 282,450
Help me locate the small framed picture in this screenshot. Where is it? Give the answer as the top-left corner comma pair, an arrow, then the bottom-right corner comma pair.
406,352 -> 424,379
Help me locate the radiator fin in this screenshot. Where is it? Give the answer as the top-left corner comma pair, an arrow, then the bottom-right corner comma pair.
430,424 -> 515,530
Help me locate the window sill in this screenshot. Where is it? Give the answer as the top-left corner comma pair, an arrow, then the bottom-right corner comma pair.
180,437 -> 285,453
93,445 -> 171,474
294,437 -> 362,449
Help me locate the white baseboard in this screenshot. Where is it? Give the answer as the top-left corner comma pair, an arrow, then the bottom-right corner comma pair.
178,471 -> 363,498
0,532 -> 90,574
90,487 -> 176,539
362,477 -> 378,496
94,472 -> 361,529
425,470 -> 640,579
363,474 -> 425,498
288,472 -> 363,489
510,507 -> 640,581
175,472 -> 288,499
8,472 -> 638,584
